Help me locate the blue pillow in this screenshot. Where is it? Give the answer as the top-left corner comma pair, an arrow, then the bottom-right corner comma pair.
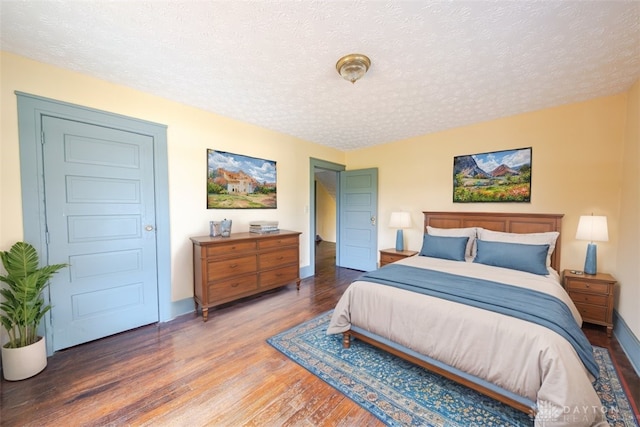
420,234 -> 468,261
474,239 -> 549,275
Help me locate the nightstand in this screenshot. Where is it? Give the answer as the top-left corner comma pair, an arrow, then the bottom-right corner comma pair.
379,248 -> 418,267
563,270 -> 616,337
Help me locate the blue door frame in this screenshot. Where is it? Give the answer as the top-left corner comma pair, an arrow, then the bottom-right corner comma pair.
16,92 -> 172,355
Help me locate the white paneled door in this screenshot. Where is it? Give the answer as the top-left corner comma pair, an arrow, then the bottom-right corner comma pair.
42,116 -> 159,351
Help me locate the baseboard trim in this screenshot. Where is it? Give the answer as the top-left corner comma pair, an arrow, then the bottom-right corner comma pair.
613,310 -> 640,377
300,264 -> 313,279
167,297 -> 196,321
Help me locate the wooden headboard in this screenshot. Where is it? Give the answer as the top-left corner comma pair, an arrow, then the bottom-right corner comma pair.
423,211 -> 564,272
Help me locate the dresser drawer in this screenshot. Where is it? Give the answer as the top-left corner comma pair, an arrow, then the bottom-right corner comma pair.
562,270 -> 616,337
380,253 -> 403,264
208,274 -> 258,302
575,302 -> 607,323
565,279 -> 610,294
260,265 -> 298,289
207,255 -> 257,281
192,230 -> 301,321
259,248 -> 298,268
568,292 -> 607,306
206,240 -> 256,257
258,235 -> 298,250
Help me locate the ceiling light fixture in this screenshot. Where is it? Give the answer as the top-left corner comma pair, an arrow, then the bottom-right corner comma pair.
336,53 -> 371,84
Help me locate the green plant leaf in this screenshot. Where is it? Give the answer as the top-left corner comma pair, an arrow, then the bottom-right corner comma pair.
0,241 -> 67,348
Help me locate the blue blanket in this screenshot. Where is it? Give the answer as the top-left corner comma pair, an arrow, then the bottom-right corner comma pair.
360,264 -> 599,379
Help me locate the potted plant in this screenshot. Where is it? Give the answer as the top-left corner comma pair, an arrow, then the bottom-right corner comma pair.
0,241 -> 67,381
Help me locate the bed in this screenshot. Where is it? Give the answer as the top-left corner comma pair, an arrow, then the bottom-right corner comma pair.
327,212 -> 606,426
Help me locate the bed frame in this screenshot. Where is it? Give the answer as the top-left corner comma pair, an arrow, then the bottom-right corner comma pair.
342,211 -> 564,415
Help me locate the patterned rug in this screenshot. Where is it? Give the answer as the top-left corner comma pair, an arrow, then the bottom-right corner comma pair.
267,311 -> 639,427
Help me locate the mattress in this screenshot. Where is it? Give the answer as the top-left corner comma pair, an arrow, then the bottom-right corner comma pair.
327,255 -> 607,427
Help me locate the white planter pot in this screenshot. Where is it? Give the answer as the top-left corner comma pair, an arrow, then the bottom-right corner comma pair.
1,336 -> 47,381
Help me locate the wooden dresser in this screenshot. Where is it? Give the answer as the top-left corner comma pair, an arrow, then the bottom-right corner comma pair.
191,230 -> 301,321
563,270 -> 616,337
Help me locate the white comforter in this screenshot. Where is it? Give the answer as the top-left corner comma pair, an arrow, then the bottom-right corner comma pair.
327,256 -> 607,427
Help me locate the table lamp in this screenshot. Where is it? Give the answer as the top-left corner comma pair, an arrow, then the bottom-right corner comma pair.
575,214 -> 608,275
389,212 -> 411,251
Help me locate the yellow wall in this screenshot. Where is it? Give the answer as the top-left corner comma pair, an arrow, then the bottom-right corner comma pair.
347,95 -> 625,272
1,51 -> 636,339
346,91 -> 635,334
616,79 -> 640,339
315,180 -> 337,242
0,51 -> 346,301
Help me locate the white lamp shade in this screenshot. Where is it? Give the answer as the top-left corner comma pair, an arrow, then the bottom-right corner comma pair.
389,212 -> 411,229
575,215 -> 609,242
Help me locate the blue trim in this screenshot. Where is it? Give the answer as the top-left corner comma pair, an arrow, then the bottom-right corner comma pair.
300,264 -> 314,279
309,158 -> 345,277
15,92 -> 172,354
170,298 -> 196,319
613,310 -> 640,377
350,325 -> 536,411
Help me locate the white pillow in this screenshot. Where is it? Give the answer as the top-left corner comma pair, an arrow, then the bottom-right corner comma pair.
477,228 -> 559,267
427,226 -> 477,258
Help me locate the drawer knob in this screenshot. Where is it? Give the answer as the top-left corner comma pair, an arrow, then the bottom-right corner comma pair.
230,263 -> 238,268
585,284 -> 590,288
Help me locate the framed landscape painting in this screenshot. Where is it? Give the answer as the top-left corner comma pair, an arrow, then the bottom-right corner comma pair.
453,147 -> 531,203
207,149 -> 277,209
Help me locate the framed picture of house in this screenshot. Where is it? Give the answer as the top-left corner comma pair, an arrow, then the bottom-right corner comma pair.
453,147 -> 532,203
207,149 -> 277,209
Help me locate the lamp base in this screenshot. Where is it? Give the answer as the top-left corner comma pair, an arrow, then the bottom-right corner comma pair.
584,243 -> 597,275
395,230 -> 404,252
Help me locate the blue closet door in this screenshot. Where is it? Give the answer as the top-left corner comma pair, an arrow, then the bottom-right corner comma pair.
42,116 -> 159,351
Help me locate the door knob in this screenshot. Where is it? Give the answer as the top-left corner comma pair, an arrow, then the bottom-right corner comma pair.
371,216 -> 376,225
145,225 -> 154,231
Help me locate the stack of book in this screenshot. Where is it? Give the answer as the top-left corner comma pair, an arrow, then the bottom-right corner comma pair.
249,221 -> 279,234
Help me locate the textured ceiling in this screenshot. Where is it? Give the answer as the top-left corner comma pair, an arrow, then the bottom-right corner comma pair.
1,1 -> 639,151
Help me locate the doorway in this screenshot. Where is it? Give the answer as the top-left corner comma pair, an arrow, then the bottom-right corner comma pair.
16,92 -> 172,355
309,159 -> 344,277
309,159 -> 379,275
314,168 -> 339,271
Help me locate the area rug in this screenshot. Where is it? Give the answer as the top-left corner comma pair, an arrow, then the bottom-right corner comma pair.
267,311 -> 639,427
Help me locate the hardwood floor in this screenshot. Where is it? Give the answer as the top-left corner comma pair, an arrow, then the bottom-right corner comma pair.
2,241 -> 638,425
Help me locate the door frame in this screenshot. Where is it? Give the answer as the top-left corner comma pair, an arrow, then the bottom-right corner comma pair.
309,158 -> 345,277
16,92 -> 172,355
